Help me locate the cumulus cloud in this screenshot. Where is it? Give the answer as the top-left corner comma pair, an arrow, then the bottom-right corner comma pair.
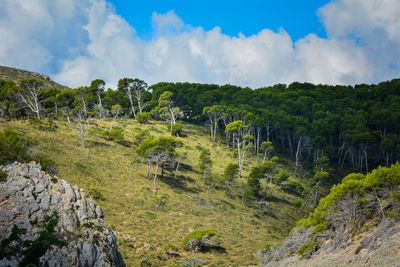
0,0 -> 399,88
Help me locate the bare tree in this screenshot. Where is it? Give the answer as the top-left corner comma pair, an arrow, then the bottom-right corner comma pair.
16,79 -> 44,119
130,79 -> 148,114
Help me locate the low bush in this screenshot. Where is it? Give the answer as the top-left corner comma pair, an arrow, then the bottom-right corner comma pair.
0,171 -> 7,183
181,229 -> 220,252
137,112 -> 150,124
281,180 -> 304,196
171,122 -> 183,136
89,188 -> 106,201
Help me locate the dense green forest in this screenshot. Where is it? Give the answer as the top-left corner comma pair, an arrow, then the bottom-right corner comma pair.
2,77 -> 399,181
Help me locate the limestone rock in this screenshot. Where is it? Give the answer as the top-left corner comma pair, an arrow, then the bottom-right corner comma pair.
0,162 -> 125,267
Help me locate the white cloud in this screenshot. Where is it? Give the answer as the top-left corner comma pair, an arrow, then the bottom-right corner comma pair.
0,0 -> 399,89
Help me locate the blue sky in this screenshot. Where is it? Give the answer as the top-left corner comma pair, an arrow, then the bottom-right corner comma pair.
0,0 -> 399,88
107,0 -> 330,41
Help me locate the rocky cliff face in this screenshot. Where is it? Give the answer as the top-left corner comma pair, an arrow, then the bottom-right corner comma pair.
257,218 -> 400,267
0,162 -> 125,266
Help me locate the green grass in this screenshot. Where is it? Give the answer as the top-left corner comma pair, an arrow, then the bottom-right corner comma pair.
2,118 -> 310,266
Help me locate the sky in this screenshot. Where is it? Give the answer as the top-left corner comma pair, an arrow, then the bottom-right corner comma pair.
0,0 -> 399,89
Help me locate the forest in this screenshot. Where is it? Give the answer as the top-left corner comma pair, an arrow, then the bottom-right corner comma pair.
2,77 -> 399,181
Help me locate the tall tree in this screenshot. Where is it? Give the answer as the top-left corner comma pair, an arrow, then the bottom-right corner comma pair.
90,79 -> 105,118
157,91 -> 182,135
225,120 -> 253,177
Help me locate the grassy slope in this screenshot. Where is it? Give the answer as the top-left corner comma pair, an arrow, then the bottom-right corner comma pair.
0,65 -> 69,90
2,118 -> 309,266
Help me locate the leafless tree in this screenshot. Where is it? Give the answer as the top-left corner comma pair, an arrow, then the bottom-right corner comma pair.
16,79 -> 44,119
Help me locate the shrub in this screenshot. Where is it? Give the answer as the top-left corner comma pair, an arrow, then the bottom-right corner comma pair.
0,171 -> 7,183
171,122 -> 183,136
101,127 -> 124,142
274,171 -> 289,185
260,242 -> 274,250
181,229 -> 220,252
89,188 -> 106,201
281,180 -> 304,196
31,154 -> 57,175
0,128 -> 34,164
293,200 -> 302,208
101,127 -> 130,146
247,177 -> 261,198
297,241 -> 318,259
137,112 -> 150,124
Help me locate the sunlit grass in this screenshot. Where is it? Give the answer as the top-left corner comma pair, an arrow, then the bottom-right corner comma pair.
2,118 -> 309,266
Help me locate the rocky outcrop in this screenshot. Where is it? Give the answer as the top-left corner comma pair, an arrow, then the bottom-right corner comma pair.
257,218 -> 400,266
0,162 -> 125,266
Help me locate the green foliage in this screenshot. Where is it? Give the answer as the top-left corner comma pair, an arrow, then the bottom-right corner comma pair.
170,121 -> 183,136
20,213 -> 67,266
199,149 -> 212,177
181,229 -> 217,249
247,177 -> 261,197
101,127 -> 124,142
274,171 -> 289,185
293,200 -> 302,208
296,163 -> 400,229
297,241 -> 318,259
0,213 -> 66,264
224,163 -> 239,181
31,154 -> 57,175
163,242 -> 178,251
0,225 -> 27,259
29,118 -> 57,132
137,112 -> 150,124
281,180 -> 304,195
0,128 -> 34,164
0,171 -> 7,183
310,223 -> 327,238
89,188 -> 106,201
260,242 -> 274,250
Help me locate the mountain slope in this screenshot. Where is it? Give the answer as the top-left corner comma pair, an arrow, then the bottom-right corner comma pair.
257,163 -> 400,266
0,65 -> 68,90
1,118 -> 310,266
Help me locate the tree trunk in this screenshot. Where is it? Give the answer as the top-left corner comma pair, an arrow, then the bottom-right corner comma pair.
154,163 -> 159,191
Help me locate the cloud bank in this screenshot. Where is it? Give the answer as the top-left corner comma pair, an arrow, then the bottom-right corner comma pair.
0,0 -> 399,88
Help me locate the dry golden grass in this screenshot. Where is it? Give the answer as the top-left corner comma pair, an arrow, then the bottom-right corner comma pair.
2,118 -> 309,266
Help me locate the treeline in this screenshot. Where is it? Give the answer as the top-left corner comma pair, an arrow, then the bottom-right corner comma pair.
1,76 -> 400,179
150,80 -> 400,177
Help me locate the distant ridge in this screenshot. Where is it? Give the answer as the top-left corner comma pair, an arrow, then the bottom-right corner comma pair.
0,65 -> 69,90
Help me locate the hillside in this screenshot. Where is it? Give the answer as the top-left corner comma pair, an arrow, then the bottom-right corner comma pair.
1,118 -> 310,266
0,65 -> 68,90
257,163 -> 400,266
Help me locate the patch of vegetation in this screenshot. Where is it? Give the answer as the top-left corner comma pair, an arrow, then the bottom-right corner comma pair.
89,188 -> 106,201
101,126 -> 130,146
50,176 -> 58,183
0,170 -> 7,183
0,128 -> 56,174
281,180 -> 304,196
296,163 -> 400,229
297,240 -> 318,259
260,242 -> 275,250
0,225 -> 27,259
19,213 -> 67,266
181,229 -> 219,252
137,112 -> 150,124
